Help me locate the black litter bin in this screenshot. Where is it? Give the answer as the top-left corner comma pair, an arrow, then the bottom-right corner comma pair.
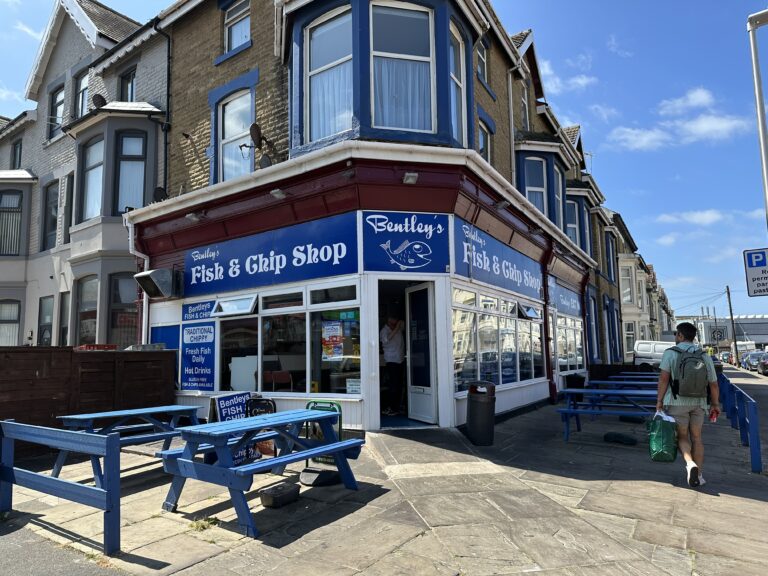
565,374 -> 586,403
466,381 -> 496,446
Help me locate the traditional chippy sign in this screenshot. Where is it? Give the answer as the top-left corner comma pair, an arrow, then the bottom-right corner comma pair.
548,277 -> 582,316
363,211 -> 450,273
184,212 -> 358,298
453,218 -> 544,300
744,248 -> 768,297
181,322 -> 216,391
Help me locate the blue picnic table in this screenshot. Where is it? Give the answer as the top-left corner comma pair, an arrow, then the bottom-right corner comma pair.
558,388 -> 657,441
159,408 -> 364,538
52,405 -> 199,486
587,380 -> 658,390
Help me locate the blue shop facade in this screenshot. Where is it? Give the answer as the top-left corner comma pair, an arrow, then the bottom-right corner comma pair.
146,209 -> 586,430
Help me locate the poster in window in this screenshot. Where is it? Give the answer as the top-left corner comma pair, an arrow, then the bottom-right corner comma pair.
321,320 -> 343,359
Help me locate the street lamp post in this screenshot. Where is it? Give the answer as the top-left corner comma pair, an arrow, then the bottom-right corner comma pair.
748,10 -> 768,231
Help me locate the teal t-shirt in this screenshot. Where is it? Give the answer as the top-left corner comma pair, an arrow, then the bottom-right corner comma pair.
659,342 -> 716,408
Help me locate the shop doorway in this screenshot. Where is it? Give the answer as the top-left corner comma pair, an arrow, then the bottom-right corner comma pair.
378,280 -> 437,426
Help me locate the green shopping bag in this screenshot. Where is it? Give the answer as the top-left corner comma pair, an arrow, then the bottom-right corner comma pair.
647,411 -> 678,463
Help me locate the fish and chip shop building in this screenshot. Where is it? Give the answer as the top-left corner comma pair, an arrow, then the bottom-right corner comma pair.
127,155 -> 589,431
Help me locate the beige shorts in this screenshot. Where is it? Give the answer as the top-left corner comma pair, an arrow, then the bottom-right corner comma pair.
666,405 -> 705,428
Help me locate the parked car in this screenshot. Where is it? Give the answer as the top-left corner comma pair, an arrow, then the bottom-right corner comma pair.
758,353 -> 768,376
746,351 -> 763,371
633,340 -> 676,369
719,352 -> 733,364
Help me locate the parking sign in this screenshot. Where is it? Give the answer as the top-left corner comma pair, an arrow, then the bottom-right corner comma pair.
744,248 -> 768,296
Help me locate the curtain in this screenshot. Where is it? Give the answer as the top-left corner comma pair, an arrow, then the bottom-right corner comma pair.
83,165 -> 103,220
0,194 -> 21,255
118,160 -> 145,213
373,57 -> 431,131
528,190 -> 545,214
310,59 -> 353,141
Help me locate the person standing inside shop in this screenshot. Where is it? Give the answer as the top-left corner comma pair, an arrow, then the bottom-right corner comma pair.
380,315 -> 405,416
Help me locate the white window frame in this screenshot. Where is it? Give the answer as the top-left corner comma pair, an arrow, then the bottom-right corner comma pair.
624,321 -> 635,355
525,157 -> 547,215
75,74 -> 89,119
554,166 -> 563,228
0,299 -> 20,346
605,234 -> 616,281
448,22 -> 466,146
304,6 -> 353,143
589,296 -> 599,361
565,200 -> 580,245
211,294 -> 258,318
583,209 -> 592,256
307,279 -> 360,309
370,0 -> 436,134
520,80 -> 529,130
224,0 -> 250,52
620,266 -> 634,304
477,41 -> 487,83
638,280 -> 644,310
478,121 -> 490,162
218,90 -> 252,182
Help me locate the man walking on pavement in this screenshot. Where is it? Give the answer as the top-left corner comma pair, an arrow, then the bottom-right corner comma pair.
656,322 -> 721,487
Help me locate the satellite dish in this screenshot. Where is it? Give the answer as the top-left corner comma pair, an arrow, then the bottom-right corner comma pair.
249,122 -> 263,149
92,94 -> 107,108
259,154 -> 272,169
153,186 -> 168,202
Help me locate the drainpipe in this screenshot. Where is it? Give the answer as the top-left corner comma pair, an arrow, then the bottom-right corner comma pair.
153,18 -> 171,195
541,239 -> 557,403
124,214 -> 151,345
507,67 -> 517,187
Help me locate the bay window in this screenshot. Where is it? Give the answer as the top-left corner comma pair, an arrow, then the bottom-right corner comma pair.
108,273 -> 138,349
620,266 -> 633,303
81,138 -> 104,221
524,157 -> 547,214
0,300 -> 20,346
219,91 -> 252,182
566,200 -> 579,244
449,23 -> 466,145
307,8 -> 353,141
115,132 -> 146,214
38,296 -> 53,346
554,167 -> 563,228
371,3 -> 434,132
77,276 -> 98,345
0,191 -> 22,255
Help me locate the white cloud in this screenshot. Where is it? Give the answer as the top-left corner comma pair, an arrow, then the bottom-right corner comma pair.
665,113 -> 751,144
0,84 -> 24,103
744,208 -> 765,220
705,247 -> 740,264
540,60 -> 597,95
656,209 -> 725,226
0,0 -> 21,6
14,21 -> 43,41
566,52 -> 593,72
657,233 -> 678,246
658,88 -> 715,116
606,126 -> 673,151
661,276 -> 699,290
607,34 -> 633,58
589,104 -> 619,123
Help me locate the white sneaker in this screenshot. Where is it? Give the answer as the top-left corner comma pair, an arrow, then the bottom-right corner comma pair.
698,475 -> 706,487
686,462 -> 700,487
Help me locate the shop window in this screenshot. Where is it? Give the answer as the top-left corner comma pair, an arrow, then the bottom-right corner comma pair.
42,181 -> 58,251
371,3 -> 434,132
221,317 -> 259,391
557,317 -> 568,372
263,292 -> 303,310
620,266 -> 633,303
524,157 -> 546,215
476,41 -> 487,84
75,74 -> 89,118
452,288 -> 476,307
49,86 -> 65,139
11,139 -> 22,170
219,90 -> 252,182
518,321 -> 532,381
224,0 -> 250,52
310,308 -> 360,394
566,200 -> 579,244
0,191 -> 22,256
108,273 -> 138,349
310,285 -> 356,305
500,317 -> 517,384
306,8 -> 353,142
114,132 -> 146,215
261,313 -> 306,392
553,167 -> 563,228
120,68 -> 136,102
211,294 -> 258,317
0,300 -> 20,346
80,138 -> 104,222
76,276 -> 98,345
588,296 -> 599,362
59,291 -> 70,345
452,308 -> 476,392
520,80 -> 530,131
449,23 -> 466,145
532,323 -> 545,377
478,121 -> 490,162
38,296 -> 53,346
478,314 -> 499,384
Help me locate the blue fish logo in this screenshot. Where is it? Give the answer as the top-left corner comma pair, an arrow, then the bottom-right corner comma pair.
381,240 -> 432,270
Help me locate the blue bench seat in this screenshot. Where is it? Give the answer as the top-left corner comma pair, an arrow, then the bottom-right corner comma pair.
233,438 -> 363,476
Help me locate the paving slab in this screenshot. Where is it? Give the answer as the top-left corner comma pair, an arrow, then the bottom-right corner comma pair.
432,524 -> 538,574
107,533 -> 225,575
686,527 -> 768,563
632,520 -> 687,549
578,491 -> 674,523
409,492 -> 513,527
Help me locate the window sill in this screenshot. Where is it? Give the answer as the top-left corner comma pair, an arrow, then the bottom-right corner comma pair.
476,72 -> 497,101
70,216 -> 123,233
454,377 -> 549,398
43,133 -> 67,148
214,40 -> 252,66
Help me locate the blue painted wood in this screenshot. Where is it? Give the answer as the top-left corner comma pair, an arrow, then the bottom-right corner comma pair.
157,431 -> 281,459
58,405 -> 197,422
102,433 -> 120,555
232,439 -> 364,476
0,421 -> 14,514
2,421 -> 110,455
180,410 -> 338,439
747,401 -> 763,473
175,459 -> 253,490
2,467 -> 108,510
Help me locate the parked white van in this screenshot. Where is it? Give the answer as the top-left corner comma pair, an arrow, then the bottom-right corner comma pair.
632,340 -> 676,369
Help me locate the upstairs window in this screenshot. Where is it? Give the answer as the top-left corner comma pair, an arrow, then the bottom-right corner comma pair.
524,157 -> 546,214
0,191 -> 22,256
42,181 -> 58,251
638,281 -> 645,310
371,3 -> 434,132
307,8 -> 353,142
77,275 -> 98,345
120,68 -> 136,102
76,74 -> 89,118
219,91 -> 252,181
225,0 -> 250,52
583,209 -> 592,255
620,266 -> 633,303
115,132 -> 146,214
477,42 -> 487,83
11,140 -> 22,170
449,23 -> 466,145
0,300 -> 20,346
81,138 -> 104,221
478,121 -> 490,161
565,200 -> 579,245
605,233 -> 616,281
520,80 -> 530,130
553,166 -> 563,228
38,296 -> 53,346
49,86 -> 65,138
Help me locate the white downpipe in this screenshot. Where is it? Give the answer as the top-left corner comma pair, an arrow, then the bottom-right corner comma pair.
748,9 -> 768,232
124,214 -> 150,345
508,68 -> 516,188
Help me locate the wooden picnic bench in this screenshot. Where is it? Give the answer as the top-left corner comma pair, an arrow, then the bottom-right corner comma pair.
52,405 -> 199,486
558,388 -> 657,441
160,408 -> 364,538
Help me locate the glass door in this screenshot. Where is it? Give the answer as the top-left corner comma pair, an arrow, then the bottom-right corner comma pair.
405,283 -> 437,423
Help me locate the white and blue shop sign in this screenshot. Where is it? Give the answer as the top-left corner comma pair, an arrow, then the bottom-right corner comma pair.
362,211 -> 450,273
548,277 -> 582,316
181,322 -> 216,391
184,212 -> 358,298
453,218 -> 543,301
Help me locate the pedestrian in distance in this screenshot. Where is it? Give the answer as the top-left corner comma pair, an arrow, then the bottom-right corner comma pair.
655,322 -> 721,487
380,314 -> 405,416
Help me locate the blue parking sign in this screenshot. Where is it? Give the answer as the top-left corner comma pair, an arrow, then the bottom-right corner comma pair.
743,248 -> 768,297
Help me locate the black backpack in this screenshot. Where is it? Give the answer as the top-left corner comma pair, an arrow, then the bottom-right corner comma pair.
670,346 -> 709,399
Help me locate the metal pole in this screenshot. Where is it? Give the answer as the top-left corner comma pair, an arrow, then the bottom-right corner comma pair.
727,285 -> 739,364
713,306 -> 719,351
748,10 -> 768,231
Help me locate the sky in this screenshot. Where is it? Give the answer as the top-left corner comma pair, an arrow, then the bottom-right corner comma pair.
1,1 -> 768,318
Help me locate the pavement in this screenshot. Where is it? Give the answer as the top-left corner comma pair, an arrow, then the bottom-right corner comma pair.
2,366 -> 768,575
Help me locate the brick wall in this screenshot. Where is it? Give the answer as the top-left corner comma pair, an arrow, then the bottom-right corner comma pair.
168,2 -> 288,197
